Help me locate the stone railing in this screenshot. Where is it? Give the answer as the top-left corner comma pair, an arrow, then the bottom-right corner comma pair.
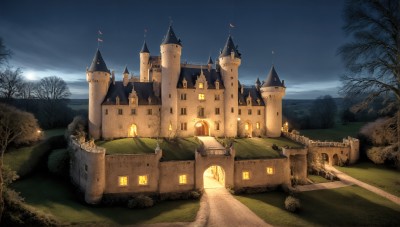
204,147 -> 228,155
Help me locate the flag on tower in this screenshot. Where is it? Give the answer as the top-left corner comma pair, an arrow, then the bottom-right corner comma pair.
98,30 -> 103,35
98,38 -> 103,42
229,23 -> 235,28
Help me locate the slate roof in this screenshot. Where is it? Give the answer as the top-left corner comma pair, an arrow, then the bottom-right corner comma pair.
123,66 -> 129,74
177,67 -> 225,89
140,41 -> 150,53
262,66 -> 285,87
220,35 -> 241,59
208,56 -> 213,64
161,26 -> 182,46
238,86 -> 265,106
88,49 -> 109,73
102,82 -> 161,105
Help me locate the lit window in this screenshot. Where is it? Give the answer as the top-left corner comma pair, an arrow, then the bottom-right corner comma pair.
138,175 -> 148,185
168,123 -> 172,131
256,122 -> 260,129
198,93 -> 205,100
118,176 -> 128,187
179,174 -> 187,184
199,82 -> 204,89
266,167 -> 274,175
242,171 -> 250,180
245,123 -> 249,131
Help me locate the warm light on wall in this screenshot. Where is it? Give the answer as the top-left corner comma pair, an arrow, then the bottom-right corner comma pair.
195,122 -> 203,127
179,174 -> 187,184
242,171 -> 250,180
245,123 -> 249,131
138,175 -> 148,185
118,176 -> 128,186
168,123 -> 172,131
266,167 -> 274,175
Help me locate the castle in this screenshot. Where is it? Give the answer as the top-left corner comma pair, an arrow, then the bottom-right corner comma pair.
86,25 -> 285,140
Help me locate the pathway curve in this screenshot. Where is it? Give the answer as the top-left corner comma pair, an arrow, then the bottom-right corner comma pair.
296,180 -> 353,192
326,165 -> 400,206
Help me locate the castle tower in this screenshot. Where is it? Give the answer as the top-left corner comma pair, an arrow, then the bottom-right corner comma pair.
140,41 -> 150,82
260,66 -> 286,137
86,49 -> 110,139
122,66 -> 129,86
160,25 -> 182,137
218,35 -> 241,137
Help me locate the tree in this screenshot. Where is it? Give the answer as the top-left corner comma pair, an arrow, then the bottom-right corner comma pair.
0,67 -> 24,100
309,95 -> 337,129
18,81 -> 36,99
338,0 -> 400,145
34,76 -> 71,100
0,103 -> 41,221
0,38 -> 11,66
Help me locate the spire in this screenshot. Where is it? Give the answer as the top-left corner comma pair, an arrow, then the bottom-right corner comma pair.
161,25 -> 181,46
88,49 -> 109,73
256,77 -> 261,86
123,66 -> 129,74
262,66 -> 284,87
219,35 -> 241,59
140,41 -> 150,53
207,56 -> 213,65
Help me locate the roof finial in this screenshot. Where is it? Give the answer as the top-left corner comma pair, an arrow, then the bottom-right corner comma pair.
144,28 -> 148,39
229,23 -> 235,36
169,16 -> 173,26
97,30 -> 103,49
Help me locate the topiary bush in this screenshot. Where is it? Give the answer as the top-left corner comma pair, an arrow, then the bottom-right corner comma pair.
284,195 -> 301,213
127,195 -> 154,209
47,148 -> 69,177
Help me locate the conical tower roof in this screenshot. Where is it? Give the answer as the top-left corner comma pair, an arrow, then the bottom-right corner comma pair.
161,25 -> 181,45
123,66 -> 129,74
208,56 -> 213,64
140,41 -> 150,53
219,35 -> 241,59
88,49 -> 109,73
263,66 -> 284,87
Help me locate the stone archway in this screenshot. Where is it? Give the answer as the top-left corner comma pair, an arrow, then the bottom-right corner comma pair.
195,120 -> 209,136
321,153 -> 329,164
244,121 -> 253,137
128,124 -> 137,137
332,154 -> 339,165
203,165 -> 225,189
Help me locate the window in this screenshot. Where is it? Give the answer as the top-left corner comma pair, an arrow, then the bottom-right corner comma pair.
183,80 -> 187,88
245,123 -> 249,131
231,107 -> 234,113
256,122 -> 260,129
215,94 -> 220,101
169,94 -> 171,98
215,81 -> 220,89
84,164 -> 88,171
215,122 -> 220,130
266,167 -> 274,175
118,109 -> 123,115
277,112 -> 279,116
118,176 -> 128,187
199,82 -> 204,89
248,109 -> 252,115
238,109 -> 241,115
147,109 -> 152,115
198,93 -> 205,100
168,123 -> 172,131
179,174 -> 187,184
170,108 -> 173,114
231,94 -> 233,99
138,175 -> 148,185
198,107 -> 205,117
180,93 -> 187,100
180,108 -> 187,115
131,109 -> 136,115
231,82 -> 233,87
180,122 -> 187,131
105,109 -> 108,115
215,108 -> 220,115
257,109 -> 261,115
116,96 -> 120,105
242,171 -> 250,180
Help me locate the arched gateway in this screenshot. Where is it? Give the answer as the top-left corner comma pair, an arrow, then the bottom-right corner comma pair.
195,121 -> 209,136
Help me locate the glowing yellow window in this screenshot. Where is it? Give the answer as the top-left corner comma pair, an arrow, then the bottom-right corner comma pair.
118,176 -> 128,187
256,122 -> 260,129
138,175 -> 148,185
168,123 -> 172,131
242,171 -> 250,180
199,82 -> 204,89
245,123 -> 249,130
179,174 -> 187,184
266,167 -> 274,175
198,93 -> 205,100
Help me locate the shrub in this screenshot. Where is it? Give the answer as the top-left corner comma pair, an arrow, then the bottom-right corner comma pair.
284,196 -> 301,213
47,148 -> 69,177
367,146 -> 390,164
127,195 -> 154,208
190,190 -> 201,200
159,190 -> 202,201
65,115 -> 87,141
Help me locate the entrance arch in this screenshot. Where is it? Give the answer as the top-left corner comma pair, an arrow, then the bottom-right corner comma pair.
332,154 -> 339,165
128,124 -> 137,137
321,153 -> 329,164
195,120 -> 209,136
203,165 -> 225,189
244,121 -> 253,137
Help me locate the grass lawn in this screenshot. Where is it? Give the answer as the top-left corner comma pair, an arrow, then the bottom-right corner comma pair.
235,186 -> 400,226
12,173 -> 199,225
336,162 -> 400,197
96,137 -> 200,161
300,122 -> 365,142
232,137 -> 303,160
307,174 -> 334,184
43,128 -> 65,139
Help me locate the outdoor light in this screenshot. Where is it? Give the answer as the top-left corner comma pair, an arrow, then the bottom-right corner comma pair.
195,122 -> 202,127
37,130 -> 41,134
237,118 -> 241,121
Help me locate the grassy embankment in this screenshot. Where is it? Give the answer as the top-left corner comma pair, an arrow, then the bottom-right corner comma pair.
300,122 -> 364,141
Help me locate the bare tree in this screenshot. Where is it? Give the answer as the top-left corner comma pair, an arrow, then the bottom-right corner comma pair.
338,0 -> 400,145
0,67 -> 24,100
0,103 -> 41,221
18,81 -> 37,99
34,76 -> 71,100
0,38 -> 11,66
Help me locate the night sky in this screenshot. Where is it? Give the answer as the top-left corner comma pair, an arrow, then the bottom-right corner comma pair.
0,0 -> 347,99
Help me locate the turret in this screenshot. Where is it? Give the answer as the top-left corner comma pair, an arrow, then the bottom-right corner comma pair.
160,25 -> 182,137
260,66 -> 286,137
207,56 -> 213,71
123,66 -> 129,86
86,49 -> 110,139
140,41 -> 150,82
218,35 -> 241,137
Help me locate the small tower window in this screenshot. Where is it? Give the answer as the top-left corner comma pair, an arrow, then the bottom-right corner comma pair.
199,82 -> 204,89
131,109 -> 136,115
242,171 -> 250,180
105,109 -> 108,115
238,109 -> 241,115
231,94 -> 233,99
147,109 -> 152,115
170,108 -> 173,114
180,122 -> 187,130
180,108 -> 187,115
231,107 -> 234,113
180,93 -> 187,100
168,123 -> 173,131
277,112 -> 279,116
179,174 -> 187,184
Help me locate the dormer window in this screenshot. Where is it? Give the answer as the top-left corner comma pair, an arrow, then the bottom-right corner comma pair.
247,99 -> 251,106
215,81 -> 220,90
257,98 -> 261,105
199,82 -> 204,89
116,96 -> 120,105
148,97 -> 152,104
183,78 -> 187,88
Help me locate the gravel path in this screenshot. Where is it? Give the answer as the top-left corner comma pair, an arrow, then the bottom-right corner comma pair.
296,180 -> 353,192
